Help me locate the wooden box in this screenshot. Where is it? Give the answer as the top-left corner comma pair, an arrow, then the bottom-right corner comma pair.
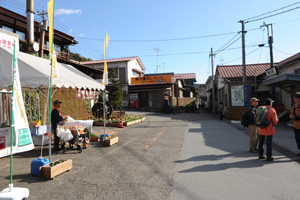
39,159 -> 72,179
108,122 -> 119,127
103,137 -> 118,147
94,121 -> 108,126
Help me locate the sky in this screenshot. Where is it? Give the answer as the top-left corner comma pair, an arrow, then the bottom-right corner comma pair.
1,0 -> 300,84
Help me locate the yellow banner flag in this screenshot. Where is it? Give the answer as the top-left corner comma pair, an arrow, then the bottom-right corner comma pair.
52,50 -> 58,78
47,0 -> 54,55
102,34 -> 110,85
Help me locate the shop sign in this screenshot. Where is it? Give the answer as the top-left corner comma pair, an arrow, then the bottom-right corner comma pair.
131,75 -> 172,85
0,31 -> 19,51
76,89 -> 98,100
266,67 -> 278,79
0,136 -> 5,150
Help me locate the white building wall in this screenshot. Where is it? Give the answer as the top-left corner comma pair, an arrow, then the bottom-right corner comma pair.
127,59 -> 144,84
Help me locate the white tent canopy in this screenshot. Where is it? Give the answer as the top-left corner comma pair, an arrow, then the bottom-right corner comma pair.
0,47 -> 104,90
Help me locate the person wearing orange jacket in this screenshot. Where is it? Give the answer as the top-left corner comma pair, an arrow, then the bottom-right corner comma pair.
258,98 -> 279,161
289,92 -> 300,156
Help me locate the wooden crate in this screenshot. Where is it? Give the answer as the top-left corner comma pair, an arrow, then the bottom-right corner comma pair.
94,121 -> 108,126
108,122 -> 119,127
103,137 -> 118,147
39,159 -> 72,179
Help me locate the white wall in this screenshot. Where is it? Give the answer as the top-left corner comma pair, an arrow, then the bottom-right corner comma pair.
127,59 -> 144,84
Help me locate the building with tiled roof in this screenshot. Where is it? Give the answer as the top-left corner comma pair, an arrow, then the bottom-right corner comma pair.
82,56 -> 145,107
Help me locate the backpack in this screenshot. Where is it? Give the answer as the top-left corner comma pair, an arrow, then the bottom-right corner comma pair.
255,106 -> 272,129
241,109 -> 249,128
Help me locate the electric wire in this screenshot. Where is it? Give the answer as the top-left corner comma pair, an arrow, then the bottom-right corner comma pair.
257,28 -> 265,63
243,1 -> 300,21
215,35 -> 242,55
222,47 -> 260,65
273,47 -> 294,55
246,6 -> 300,23
214,33 -> 240,54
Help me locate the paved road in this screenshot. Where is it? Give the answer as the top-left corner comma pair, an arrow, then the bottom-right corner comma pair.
0,111 -> 299,199
172,113 -> 300,200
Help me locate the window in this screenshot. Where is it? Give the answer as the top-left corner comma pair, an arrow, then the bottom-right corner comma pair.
16,30 -> 26,40
132,70 -> 139,76
2,25 -> 13,32
108,68 -> 118,78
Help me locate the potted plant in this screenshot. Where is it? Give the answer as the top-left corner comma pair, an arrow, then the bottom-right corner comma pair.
103,134 -> 118,147
108,118 -> 120,127
89,133 -> 98,142
39,159 -> 72,179
94,118 -> 108,126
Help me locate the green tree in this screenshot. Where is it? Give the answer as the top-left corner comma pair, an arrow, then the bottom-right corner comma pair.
70,52 -> 93,62
108,69 -> 123,109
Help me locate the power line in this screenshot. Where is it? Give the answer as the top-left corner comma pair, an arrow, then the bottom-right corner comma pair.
215,35 -> 242,55
243,1 -> 300,21
246,5 -> 300,23
77,31 -> 241,42
222,47 -> 260,65
273,47 -> 294,55
215,33 -> 240,54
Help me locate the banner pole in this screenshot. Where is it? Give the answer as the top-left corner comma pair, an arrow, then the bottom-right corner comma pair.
9,40 -> 17,187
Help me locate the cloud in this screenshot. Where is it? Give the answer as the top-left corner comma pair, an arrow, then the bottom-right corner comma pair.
55,9 -> 82,15
69,29 -> 73,34
75,33 -> 85,38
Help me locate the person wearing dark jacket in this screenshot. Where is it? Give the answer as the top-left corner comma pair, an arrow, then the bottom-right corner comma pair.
247,97 -> 260,153
51,100 -> 69,151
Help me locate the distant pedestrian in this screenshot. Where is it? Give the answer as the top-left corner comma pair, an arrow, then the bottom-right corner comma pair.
258,98 -> 279,161
219,102 -> 224,120
202,102 -> 205,110
248,97 -> 260,153
290,92 -> 300,156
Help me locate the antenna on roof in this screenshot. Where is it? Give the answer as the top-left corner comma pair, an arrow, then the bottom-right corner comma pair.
152,48 -> 163,73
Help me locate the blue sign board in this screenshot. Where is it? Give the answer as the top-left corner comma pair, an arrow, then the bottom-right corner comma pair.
243,85 -> 250,107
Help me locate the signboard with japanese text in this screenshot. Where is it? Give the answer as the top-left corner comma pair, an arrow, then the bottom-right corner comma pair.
0,31 -> 19,51
266,67 -> 278,79
131,75 -> 172,85
243,85 -> 250,107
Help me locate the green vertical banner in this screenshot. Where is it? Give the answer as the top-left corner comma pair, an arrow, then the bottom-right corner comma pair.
11,42 -> 34,154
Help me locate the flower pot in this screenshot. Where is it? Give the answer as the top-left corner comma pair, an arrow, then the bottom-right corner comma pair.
108,122 -> 119,127
89,137 -> 98,142
94,121 -> 108,126
103,136 -> 118,147
39,159 -> 72,179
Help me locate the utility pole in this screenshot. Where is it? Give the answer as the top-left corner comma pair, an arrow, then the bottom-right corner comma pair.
261,22 -> 274,68
239,20 -> 247,85
261,22 -> 275,99
37,7 -> 48,58
210,48 -> 216,114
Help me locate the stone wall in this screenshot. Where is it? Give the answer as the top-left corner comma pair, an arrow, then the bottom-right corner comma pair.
172,97 -> 196,106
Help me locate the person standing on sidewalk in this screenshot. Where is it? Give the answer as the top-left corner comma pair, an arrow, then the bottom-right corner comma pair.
258,98 -> 279,161
290,92 -> 300,156
248,97 -> 260,153
219,102 -> 224,120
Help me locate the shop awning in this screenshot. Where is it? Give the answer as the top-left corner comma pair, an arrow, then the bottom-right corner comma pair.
0,47 -> 104,90
262,73 -> 300,88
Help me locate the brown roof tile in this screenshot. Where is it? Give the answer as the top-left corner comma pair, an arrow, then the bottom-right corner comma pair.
81,57 -> 139,65
217,63 -> 276,78
276,52 -> 300,68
